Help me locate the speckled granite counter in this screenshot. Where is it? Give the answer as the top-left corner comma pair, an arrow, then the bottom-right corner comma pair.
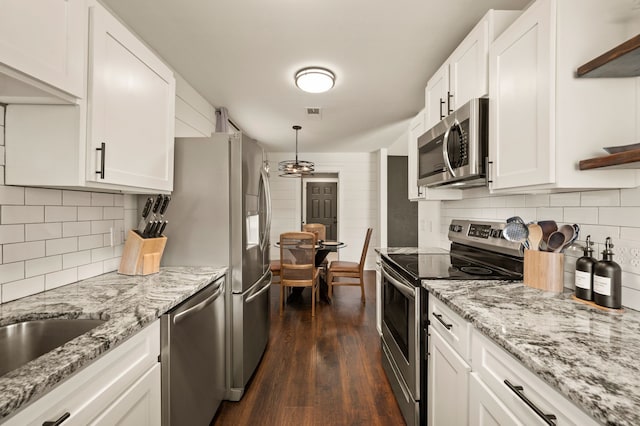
0,266 -> 226,421
424,280 -> 640,426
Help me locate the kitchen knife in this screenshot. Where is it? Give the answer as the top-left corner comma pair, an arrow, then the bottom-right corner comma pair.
157,220 -> 168,237
152,194 -> 163,216
137,196 -> 154,234
142,220 -> 154,238
159,195 -> 171,217
148,221 -> 160,238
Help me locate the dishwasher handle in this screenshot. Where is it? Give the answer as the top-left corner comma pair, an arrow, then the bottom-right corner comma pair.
173,281 -> 225,325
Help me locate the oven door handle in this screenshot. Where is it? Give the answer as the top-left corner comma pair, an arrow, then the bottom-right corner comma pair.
382,268 -> 415,299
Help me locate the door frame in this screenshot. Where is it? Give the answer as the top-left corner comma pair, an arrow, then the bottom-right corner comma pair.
301,176 -> 339,240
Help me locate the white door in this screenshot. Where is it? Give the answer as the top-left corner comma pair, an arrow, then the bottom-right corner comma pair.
428,327 -> 471,426
488,0 -> 555,190
0,0 -> 85,97
469,373 -> 522,426
449,18 -> 489,110
87,3 -> 175,192
425,63 -> 449,130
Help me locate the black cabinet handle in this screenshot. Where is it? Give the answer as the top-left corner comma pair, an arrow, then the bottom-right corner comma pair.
432,312 -> 452,330
43,412 -> 70,426
439,99 -> 445,120
504,380 -> 557,425
487,160 -> 494,184
96,142 -> 106,179
447,91 -> 454,115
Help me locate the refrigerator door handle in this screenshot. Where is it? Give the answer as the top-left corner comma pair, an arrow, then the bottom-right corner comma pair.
246,270 -> 272,303
259,168 -> 272,253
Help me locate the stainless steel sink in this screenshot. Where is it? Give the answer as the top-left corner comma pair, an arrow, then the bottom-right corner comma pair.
0,319 -> 106,377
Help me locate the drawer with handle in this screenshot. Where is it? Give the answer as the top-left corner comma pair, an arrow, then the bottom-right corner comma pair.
428,294 -> 471,362
471,329 -> 598,425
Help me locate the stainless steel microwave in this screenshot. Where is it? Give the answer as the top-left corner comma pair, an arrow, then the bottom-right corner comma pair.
417,98 -> 488,188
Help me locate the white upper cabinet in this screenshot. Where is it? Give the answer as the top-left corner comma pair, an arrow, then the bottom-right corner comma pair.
86,3 -> 175,191
0,0 -> 85,103
425,10 -> 520,131
488,0 -> 640,192
5,2 -> 176,194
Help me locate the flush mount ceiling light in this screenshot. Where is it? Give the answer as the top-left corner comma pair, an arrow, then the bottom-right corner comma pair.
295,67 -> 335,93
279,125 -> 314,177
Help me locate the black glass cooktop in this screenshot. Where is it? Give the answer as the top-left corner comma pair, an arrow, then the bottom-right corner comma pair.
383,243 -> 523,285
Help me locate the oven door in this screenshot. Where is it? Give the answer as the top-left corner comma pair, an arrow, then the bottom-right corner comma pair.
381,263 -> 420,399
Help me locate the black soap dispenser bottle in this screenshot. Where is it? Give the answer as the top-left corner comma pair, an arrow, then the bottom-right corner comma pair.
575,235 -> 596,301
593,237 -> 622,309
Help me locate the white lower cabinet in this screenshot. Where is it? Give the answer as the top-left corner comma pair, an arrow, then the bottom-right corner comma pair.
428,326 -> 470,426
4,320 -> 160,426
469,372 -> 522,426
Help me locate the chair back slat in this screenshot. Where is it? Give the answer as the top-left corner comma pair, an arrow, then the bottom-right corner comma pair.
302,223 -> 327,241
358,228 -> 373,272
280,231 -> 317,283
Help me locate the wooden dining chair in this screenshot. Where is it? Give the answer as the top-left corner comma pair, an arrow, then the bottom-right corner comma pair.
327,228 -> 373,303
302,223 -> 326,241
279,231 -> 320,316
269,259 -> 281,284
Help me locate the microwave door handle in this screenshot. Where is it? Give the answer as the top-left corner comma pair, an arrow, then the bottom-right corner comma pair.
442,120 -> 457,177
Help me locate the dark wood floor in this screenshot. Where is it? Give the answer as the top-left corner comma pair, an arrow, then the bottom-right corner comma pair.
212,271 -> 405,425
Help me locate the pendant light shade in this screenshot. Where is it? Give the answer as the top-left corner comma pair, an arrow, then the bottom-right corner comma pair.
278,125 -> 314,177
295,67 -> 335,93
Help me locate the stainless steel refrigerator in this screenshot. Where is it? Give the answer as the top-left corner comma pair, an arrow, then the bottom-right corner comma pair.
162,132 -> 272,401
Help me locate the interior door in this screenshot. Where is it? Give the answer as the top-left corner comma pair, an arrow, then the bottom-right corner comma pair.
306,182 -> 337,240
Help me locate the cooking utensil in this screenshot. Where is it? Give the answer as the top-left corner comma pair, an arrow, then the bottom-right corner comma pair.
537,220 -> 558,241
157,220 -> 168,237
159,195 -> 171,217
503,222 -> 530,249
137,197 -> 154,234
142,220 -> 154,238
527,223 -> 543,250
546,231 -> 567,252
560,224 -> 580,252
506,216 -> 525,224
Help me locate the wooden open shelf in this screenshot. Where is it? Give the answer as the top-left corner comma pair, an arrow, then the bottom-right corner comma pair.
579,148 -> 640,170
577,33 -> 640,77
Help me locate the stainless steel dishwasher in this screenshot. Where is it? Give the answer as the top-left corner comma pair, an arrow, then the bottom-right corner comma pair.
161,276 -> 225,426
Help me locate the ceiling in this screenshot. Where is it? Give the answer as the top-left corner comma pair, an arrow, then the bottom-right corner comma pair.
101,0 -> 530,153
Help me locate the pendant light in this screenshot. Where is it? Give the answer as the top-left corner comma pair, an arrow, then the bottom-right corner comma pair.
278,125 -> 314,177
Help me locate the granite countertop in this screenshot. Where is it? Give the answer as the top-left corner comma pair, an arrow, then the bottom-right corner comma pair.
424,280 -> 640,426
0,266 -> 227,421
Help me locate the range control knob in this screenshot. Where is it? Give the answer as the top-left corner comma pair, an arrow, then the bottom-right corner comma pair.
449,224 -> 463,233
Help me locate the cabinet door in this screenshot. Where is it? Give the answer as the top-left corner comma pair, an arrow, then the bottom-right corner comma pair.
449,17 -> 489,110
87,3 -> 176,192
0,0 -> 85,98
90,364 -> 161,426
469,373 -> 522,426
425,63 -> 449,130
407,110 -> 426,200
428,327 -> 471,426
488,0 -> 555,190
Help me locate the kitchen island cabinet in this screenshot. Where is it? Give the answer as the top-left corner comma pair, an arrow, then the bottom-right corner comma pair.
488,0 -> 639,192
0,0 -> 85,103
5,1 -> 176,194
0,266 -> 226,423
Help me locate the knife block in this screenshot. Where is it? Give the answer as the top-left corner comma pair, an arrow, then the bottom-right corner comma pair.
523,249 -> 564,293
118,230 -> 167,275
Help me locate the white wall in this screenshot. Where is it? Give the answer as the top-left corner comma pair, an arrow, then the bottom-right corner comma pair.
421,186 -> 640,310
0,106 -> 137,304
267,152 -> 378,270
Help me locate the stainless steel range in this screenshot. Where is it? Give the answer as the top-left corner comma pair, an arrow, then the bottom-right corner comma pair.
380,220 -> 524,426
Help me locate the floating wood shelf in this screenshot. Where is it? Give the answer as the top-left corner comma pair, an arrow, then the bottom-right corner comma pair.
579,148 -> 640,170
576,33 -> 640,77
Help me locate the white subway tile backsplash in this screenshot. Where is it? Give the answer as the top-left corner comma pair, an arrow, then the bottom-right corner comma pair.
78,206 -> 103,221
563,207 -> 598,225
550,193 -> 580,207
0,166 -> 4,185
91,246 -> 114,262
512,208 -> 537,222
621,227 -> 640,242
26,256 -> 62,278
620,187 -> 640,207
0,105 -> 4,126
25,188 -> 61,206
124,210 -> 138,233
103,207 -> 124,220
91,193 -> 114,207
26,223 -> 62,241
78,234 -> 103,251
0,146 -> 4,166
45,206 -> 77,222
78,262 -> 104,280
63,250 -> 91,269
1,206 -> 43,224
103,257 -> 120,272
63,221 -> 91,237
2,276 -> 44,303
45,268 -> 78,291
4,241 -> 45,263
581,189 -> 620,207
536,208 -> 563,222
0,262 -> 24,284
599,207 -> 640,227
92,220 -> 113,234
0,186 -> 25,205
114,194 -> 124,207
124,194 -> 137,209
525,194 -> 550,207
62,190 -> 91,206
46,237 -> 78,256
0,224 -> 24,244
